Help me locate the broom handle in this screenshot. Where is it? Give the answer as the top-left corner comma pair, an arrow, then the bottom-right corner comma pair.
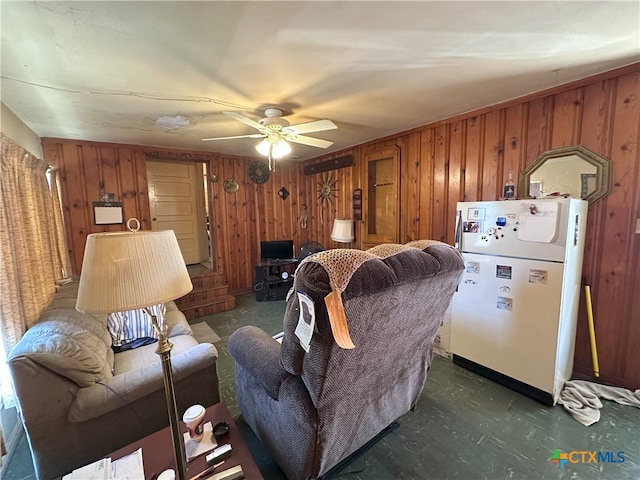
585,284 -> 600,377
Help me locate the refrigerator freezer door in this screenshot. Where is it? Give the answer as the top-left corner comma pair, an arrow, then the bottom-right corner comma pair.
457,199 -> 572,262
451,253 -> 565,394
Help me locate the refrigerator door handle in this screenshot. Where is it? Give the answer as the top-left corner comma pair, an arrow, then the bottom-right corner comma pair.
454,209 -> 463,252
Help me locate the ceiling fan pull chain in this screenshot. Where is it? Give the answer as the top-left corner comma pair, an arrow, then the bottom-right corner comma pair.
268,144 -> 275,171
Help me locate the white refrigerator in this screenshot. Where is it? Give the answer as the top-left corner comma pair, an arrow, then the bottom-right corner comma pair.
450,198 -> 588,405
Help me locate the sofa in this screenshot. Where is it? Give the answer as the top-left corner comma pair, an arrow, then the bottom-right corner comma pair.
228,240 -> 464,479
7,280 -> 220,479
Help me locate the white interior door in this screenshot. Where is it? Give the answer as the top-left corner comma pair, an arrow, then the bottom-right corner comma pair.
146,160 -> 208,265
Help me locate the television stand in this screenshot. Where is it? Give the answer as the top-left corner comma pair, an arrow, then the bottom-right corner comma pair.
261,258 -> 296,265
254,260 -> 297,301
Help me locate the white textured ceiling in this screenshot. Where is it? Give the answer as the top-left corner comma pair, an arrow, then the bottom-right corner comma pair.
2,1 -> 639,161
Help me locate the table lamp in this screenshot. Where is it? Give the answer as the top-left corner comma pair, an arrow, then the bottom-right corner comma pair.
75,221 -> 193,480
331,218 -> 355,245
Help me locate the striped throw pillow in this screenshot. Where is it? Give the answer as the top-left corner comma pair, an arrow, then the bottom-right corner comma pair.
107,304 -> 166,350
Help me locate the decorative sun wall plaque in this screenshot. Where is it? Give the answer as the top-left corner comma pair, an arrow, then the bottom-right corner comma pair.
248,161 -> 270,184
317,174 -> 338,205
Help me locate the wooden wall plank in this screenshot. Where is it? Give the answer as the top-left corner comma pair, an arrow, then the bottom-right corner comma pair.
404,132 -> 421,242
524,97 -> 553,166
116,147 -> 139,229
503,104 -> 526,197
481,110 -> 502,200
396,135 -> 409,243
446,121 -> 464,244
418,128 -> 434,239
211,159 -> 226,275
62,143 -> 91,272
133,150 -> 151,229
551,89 -> 583,147
98,147 -> 120,234
304,172 -> 317,246
431,125 -> 448,242
463,116 -> 482,201
80,145 -> 105,232
225,156 -> 240,291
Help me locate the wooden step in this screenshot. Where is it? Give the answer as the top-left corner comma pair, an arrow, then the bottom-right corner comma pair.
178,295 -> 236,320
175,267 -> 235,320
178,284 -> 229,305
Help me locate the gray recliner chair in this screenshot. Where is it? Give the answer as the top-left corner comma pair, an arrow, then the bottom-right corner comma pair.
228,240 -> 464,479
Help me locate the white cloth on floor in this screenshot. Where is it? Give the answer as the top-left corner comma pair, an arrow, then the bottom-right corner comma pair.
558,380 -> 640,426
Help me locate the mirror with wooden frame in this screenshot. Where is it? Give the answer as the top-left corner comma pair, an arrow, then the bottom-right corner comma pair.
519,145 -> 612,204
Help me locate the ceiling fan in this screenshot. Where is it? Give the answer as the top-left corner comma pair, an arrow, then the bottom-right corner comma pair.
202,108 -> 337,170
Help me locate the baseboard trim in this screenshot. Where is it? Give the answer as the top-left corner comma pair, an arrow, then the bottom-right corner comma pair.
452,354 -> 554,406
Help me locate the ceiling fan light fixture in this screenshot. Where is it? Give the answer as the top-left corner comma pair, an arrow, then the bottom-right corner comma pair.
255,139 -> 271,156
272,140 -> 291,159
211,109 -> 335,162
255,139 -> 291,159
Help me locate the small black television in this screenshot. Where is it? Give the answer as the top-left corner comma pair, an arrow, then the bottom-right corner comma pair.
260,240 -> 295,261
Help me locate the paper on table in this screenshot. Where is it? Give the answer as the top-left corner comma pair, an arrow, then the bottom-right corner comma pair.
517,201 -> 559,243
183,421 -> 218,461
111,447 -> 145,480
62,458 -> 111,480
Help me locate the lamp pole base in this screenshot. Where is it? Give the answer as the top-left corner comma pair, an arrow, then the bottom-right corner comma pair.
158,341 -> 188,480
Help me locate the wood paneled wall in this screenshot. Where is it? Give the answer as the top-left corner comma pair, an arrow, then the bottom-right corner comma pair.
41,142 -> 309,297
42,142 -> 152,273
43,64 -> 639,389
210,155 -> 308,293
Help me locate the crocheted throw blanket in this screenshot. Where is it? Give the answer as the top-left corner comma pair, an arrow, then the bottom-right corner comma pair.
298,241 -> 447,349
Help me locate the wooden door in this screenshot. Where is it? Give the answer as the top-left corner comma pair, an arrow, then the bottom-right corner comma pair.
146,160 -> 208,265
362,146 -> 400,248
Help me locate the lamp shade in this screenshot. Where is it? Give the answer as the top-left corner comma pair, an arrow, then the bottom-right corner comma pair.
331,219 -> 355,243
76,230 -> 193,313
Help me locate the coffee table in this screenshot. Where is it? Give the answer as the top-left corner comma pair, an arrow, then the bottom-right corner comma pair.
109,402 -> 263,479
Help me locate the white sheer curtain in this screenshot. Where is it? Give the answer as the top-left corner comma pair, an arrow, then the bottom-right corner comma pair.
0,133 -> 71,407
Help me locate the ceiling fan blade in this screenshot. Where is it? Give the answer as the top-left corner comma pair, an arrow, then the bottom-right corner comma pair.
283,119 -> 337,135
202,133 -> 265,141
223,111 -> 264,130
286,134 -> 333,149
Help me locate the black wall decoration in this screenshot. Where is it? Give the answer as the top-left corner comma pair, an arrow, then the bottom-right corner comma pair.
278,187 -> 289,200
353,188 -> 362,221
248,160 -> 270,184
